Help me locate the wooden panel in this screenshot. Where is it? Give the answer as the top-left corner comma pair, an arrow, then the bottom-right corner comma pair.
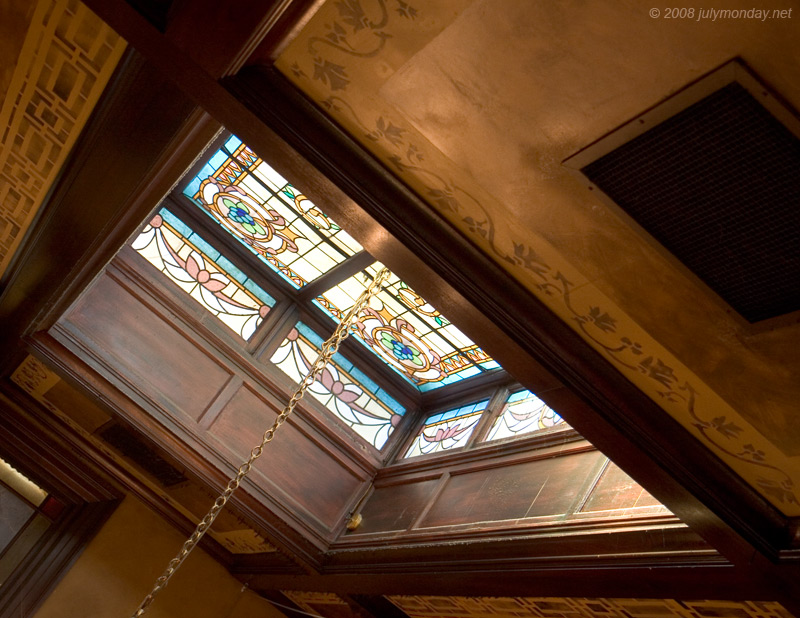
64,273 -> 230,418
347,479 -> 441,535
211,384 -> 363,529
421,451 -> 604,528
582,462 -> 664,512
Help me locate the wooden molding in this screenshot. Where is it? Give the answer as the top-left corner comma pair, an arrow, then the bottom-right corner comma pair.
0,500 -> 118,618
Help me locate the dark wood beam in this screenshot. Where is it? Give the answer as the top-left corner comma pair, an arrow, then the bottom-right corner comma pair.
0,500 -> 119,618
242,564 -> 762,600
0,52 -> 218,378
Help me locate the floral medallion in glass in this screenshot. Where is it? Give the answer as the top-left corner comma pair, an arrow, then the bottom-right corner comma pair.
183,135 -> 362,288
316,264 -> 498,390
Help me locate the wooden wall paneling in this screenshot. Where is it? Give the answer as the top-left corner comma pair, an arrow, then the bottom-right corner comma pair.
61,271 -> 233,421
210,381 -> 369,534
334,443 -> 681,549
344,477 -> 443,536
30,331 -> 324,569
109,248 -> 388,472
582,461 -> 665,513
426,452 -> 594,527
48,262 -> 380,551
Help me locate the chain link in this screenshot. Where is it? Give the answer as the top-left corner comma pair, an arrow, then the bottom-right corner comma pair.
131,268 -> 390,617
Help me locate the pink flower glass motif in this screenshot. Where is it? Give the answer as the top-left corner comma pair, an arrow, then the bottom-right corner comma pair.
184,251 -> 229,292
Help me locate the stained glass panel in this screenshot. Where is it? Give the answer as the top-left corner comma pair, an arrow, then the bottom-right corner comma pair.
316,263 -> 497,390
132,209 -> 275,340
183,135 -> 362,288
404,400 -> 489,458
484,390 -> 566,442
269,322 -> 404,449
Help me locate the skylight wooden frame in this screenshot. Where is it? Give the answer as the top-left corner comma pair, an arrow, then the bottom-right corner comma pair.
8,4 -> 798,604
146,132 -> 525,459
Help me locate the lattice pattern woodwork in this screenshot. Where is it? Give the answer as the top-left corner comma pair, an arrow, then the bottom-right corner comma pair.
389,597 -> 792,618
0,0 -> 125,277
283,591 -> 350,613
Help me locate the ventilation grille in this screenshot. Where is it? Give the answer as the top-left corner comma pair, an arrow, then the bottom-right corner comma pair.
583,82 -> 800,323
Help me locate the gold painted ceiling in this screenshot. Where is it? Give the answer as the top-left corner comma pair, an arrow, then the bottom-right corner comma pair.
0,0 -> 125,277
274,0 -> 800,514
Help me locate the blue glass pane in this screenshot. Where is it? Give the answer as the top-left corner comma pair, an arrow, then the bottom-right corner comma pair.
132,209 -> 275,340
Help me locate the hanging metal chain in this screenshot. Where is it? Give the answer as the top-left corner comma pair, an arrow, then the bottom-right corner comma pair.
131,268 -> 390,618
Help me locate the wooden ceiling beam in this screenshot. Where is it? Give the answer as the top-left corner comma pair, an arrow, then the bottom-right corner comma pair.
242,564 -> 764,601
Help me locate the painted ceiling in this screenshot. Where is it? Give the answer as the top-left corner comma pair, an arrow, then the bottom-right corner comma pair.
273,0 -> 800,514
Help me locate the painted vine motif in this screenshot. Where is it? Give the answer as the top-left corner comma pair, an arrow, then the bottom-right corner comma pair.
289,0 -> 418,92
278,1 -> 798,507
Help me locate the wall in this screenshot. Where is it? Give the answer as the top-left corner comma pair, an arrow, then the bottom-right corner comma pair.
33,496 -> 286,618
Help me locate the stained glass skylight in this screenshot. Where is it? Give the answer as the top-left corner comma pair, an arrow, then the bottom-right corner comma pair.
316,263 -> 498,391
132,209 -> 275,340
484,390 -> 566,442
403,400 -> 489,458
183,135 -> 363,288
270,321 -> 404,449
